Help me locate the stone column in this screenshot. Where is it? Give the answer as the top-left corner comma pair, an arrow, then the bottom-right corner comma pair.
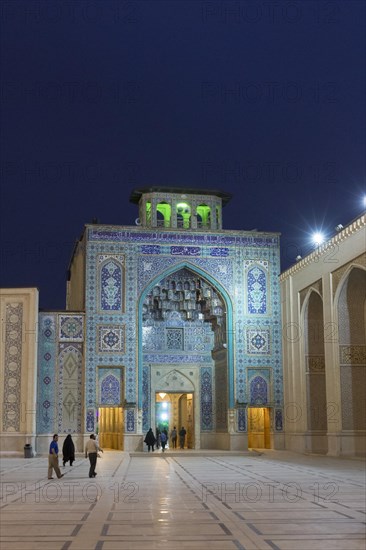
322,273 -> 342,456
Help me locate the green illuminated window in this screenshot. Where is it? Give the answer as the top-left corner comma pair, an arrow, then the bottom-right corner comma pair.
176,202 -> 191,228
196,204 -> 211,228
157,202 -> 171,227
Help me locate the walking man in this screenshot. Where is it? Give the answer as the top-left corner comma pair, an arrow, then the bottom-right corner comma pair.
160,430 -> 167,452
85,434 -> 103,478
48,434 -> 64,479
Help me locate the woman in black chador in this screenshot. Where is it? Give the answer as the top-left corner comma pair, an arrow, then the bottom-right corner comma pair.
144,428 -> 156,452
62,434 -> 75,466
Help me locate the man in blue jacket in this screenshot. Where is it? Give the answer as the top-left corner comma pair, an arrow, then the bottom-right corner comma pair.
48,434 -> 64,479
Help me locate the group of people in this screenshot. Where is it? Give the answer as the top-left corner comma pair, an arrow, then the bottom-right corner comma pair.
48,423 -> 190,479
144,426 -> 187,452
47,433 -> 103,480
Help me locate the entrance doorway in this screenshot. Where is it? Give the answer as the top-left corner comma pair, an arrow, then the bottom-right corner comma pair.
248,407 -> 270,449
98,407 -> 123,450
155,392 -> 194,449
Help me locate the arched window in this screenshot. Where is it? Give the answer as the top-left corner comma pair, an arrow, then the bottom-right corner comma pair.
156,201 -> 171,228
176,202 -> 191,228
196,204 -> 211,228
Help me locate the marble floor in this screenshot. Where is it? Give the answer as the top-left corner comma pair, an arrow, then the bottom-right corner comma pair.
0,449 -> 365,549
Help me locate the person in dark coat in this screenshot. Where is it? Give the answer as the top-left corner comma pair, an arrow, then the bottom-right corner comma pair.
179,426 -> 187,449
170,426 -> 177,449
144,428 -> 156,452
62,434 -> 75,466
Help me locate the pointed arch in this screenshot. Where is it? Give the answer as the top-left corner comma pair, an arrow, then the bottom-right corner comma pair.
156,201 -> 171,228
176,201 -> 191,228
157,368 -> 195,393
300,287 -> 323,317
334,264 -> 366,311
335,265 -> 366,431
302,289 -> 327,441
196,204 -> 211,228
301,288 -> 325,357
335,264 -> 366,347
137,261 -> 234,408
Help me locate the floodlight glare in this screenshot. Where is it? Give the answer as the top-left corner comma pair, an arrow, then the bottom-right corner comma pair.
312,232 -> 324,246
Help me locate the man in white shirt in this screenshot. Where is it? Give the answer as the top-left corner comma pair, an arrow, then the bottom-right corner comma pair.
85,434 -> 103,478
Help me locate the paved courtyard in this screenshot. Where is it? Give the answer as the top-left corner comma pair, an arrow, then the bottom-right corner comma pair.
0,449 -> 365,549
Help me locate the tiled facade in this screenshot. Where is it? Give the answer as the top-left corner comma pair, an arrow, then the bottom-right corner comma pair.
73,188 -> 284,451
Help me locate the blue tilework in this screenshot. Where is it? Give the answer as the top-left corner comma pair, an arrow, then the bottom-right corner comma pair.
99,368 -> 122,405
250,376 -> 268,405
237,408 -> 247,432
37,314 -> 57,434
126,409 -> 135,432
57,343 -> 83,433
201,367 -> 213,430
275,409 -> 283,431
142,365 -> 150,433
247,266 -> 267,314
84,227 -> 283,434
100,259 -> 123,311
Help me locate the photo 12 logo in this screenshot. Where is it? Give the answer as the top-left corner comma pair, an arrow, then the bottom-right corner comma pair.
201,480 -> 339,504
0,481 -> 139,504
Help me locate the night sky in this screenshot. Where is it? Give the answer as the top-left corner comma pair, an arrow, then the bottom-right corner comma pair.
1,0 -> 365,310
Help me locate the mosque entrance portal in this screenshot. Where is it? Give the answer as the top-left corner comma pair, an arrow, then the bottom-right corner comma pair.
155,392 -> 194,449
97,407 -> 123,450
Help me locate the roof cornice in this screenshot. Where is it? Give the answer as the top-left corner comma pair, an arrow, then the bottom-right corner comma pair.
280,213 -> 366,281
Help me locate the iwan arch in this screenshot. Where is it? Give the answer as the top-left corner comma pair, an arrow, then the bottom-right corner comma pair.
0,188 -> 364,456
138,260 -> 238,450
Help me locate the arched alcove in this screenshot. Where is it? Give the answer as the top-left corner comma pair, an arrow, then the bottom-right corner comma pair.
337,267 -> 366,431
138,262 -> 234,448
196,204 -> 211,228
156,201 -> 171,228
303,290 -> 328,453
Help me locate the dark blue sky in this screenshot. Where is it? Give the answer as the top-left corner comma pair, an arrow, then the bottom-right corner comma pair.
1,0 -> 365,309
